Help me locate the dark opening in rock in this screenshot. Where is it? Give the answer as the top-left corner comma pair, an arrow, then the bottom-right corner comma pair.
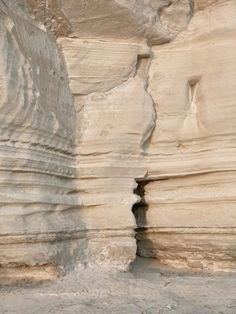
132,180 -> 150,257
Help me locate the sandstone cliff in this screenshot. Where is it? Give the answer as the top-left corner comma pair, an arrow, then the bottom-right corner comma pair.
0,0 -> 235,278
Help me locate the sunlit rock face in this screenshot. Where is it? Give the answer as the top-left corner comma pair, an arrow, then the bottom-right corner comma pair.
138,0 -> 236,272
0,0 -> 235,277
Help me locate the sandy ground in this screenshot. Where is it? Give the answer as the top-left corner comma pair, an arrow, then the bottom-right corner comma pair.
0,258 -> 235,314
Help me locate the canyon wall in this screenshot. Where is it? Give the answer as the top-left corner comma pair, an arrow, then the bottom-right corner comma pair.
138,0 -> 236,272
0,1 -> 81,276
0,0 -> 235,277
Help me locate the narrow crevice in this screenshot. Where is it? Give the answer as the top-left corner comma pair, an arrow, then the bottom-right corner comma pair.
132,180 -> 152,258
140,53 -> 158,152
132,181 -> 148,229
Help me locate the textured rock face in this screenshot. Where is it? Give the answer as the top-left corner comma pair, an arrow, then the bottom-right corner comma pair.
26,0 -> 193,43
0,1 -> 81,272
138,0 -> 236,272
0,0 -> 235,276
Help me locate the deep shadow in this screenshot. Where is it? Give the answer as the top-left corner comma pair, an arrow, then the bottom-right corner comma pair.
132,180 -> 157,259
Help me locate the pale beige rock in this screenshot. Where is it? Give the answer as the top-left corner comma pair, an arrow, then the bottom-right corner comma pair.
25,0 -> 193,43
58,38 -> 150,95
60,0 -> 193,44
136,0 -> 236,271
57,34 -> 155,268
136,172 -> 236,271
0,0 -> 83,272
0,0 -> 235,277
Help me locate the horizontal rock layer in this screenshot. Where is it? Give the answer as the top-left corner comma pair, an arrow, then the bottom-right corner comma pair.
136,172 -> 236,271
0,1 -> 81,270
136,0 -> 236,271
0,0 -> 235,276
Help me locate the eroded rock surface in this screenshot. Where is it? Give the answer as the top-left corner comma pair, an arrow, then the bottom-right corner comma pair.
0,1 -> 81,274
0,0 -> 235,277
138,0 -> 236,272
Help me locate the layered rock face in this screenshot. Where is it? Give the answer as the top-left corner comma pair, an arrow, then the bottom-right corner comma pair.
138,0 -> 236,272
0,1 -> 81,275
0,0 -> 235,275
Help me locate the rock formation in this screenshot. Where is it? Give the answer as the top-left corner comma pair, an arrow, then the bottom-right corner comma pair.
0,0 -> 80,275
138,0 -> 236,272
0,0 -> 235,278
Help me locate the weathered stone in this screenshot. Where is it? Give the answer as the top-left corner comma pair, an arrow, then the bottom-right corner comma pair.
0,0 -> 235,277
137,0 -> 236,271
0,0 -> 82,273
